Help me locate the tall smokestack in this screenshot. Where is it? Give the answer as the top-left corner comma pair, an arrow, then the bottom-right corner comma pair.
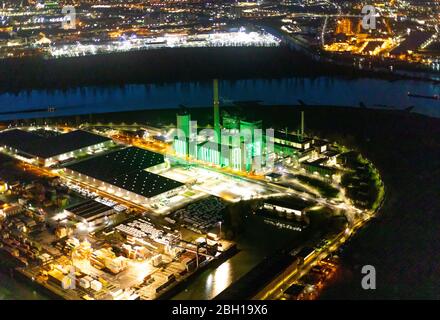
213,79 -> 220,142
301,110 -> 305,139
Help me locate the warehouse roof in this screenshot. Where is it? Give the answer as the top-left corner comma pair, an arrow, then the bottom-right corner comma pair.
0,129 -> 111,159
66,199 -> 113,222
0,129 -> 43,151
38,130 -> 111,158
66,147 -> 165,180
108,170 -> 184,198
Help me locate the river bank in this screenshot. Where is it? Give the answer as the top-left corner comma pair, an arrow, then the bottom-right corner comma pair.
0,46 -> 437,94
0,76 -> 438,122
0,251 -> 50,300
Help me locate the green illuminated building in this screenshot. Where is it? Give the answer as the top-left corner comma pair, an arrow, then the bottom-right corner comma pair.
196,140 -> 246,171
174,137 -> 188,157
174,107 -> 197,158
222,113 -> 240,131
173,103 -> 334,178
172,80 -> 270,173
176,109 -> 191,138
239,119 -> 263,172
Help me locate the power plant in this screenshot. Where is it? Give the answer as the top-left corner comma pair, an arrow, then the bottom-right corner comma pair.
173,80 -> 268,173
172,80 -> 332,176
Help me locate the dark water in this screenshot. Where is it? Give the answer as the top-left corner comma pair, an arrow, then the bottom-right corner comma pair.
171,215 -> 303,300
0,272 -> 48,300
0,77 -> 439,121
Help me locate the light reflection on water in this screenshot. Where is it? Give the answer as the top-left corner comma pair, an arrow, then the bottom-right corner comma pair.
172,214 -> 302,300
0,271 -> 49,300
0,77 -> 439,120
205,261 -> 232,299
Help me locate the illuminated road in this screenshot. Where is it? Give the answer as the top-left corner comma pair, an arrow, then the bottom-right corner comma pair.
322,16 -> 329,47
255,214 -> 372,300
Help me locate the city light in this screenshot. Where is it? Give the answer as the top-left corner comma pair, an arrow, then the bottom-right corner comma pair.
48,30 -> 281,59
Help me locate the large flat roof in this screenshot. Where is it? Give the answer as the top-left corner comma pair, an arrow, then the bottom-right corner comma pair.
66,199 -> 113,221
0,129 -> 111,159
41,130 -> 111,158
108,170 -> 184,198
65,146 -> 165,180
65,147 -> 181,199
0,129 -> 43,152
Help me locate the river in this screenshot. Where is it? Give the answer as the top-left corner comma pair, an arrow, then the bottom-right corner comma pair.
0,272 -> 49,300
0,76 -> 439,121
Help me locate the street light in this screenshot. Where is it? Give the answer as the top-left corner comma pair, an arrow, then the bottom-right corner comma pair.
218,221 -> 222,239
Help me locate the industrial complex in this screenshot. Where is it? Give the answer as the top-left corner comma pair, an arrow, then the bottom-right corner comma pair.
0,80 -> 383,301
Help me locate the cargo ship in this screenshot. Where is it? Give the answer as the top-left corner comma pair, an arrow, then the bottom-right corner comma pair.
407,92 -> 439,100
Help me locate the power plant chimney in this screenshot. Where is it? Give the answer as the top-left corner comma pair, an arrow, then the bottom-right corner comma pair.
300,110 -> 305,139
213,79 -> 220,142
